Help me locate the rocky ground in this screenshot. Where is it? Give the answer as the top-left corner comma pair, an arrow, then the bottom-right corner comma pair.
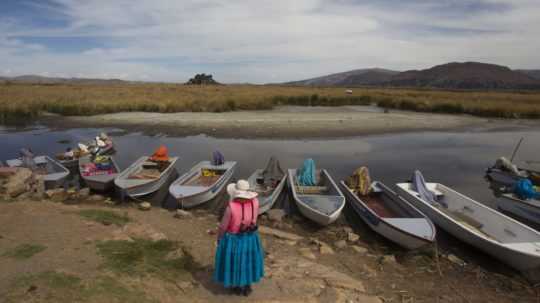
1,168 -> 540,302
40,105 -> 524,139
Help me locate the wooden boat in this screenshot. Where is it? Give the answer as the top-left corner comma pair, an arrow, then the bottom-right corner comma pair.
169,161 -> 236,208
248,169 -> 287,214
397,182 -> 540,272
79,155 -> 121,192
115,156 -> 179,198
496,193 -> 540,225
288,169 -> 345,226
6,156 -> 69,189
341,180 -> 436,249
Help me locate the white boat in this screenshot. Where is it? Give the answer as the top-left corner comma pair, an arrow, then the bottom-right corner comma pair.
6,156 -> 69,189
341,181 -> 436,249
288,169 -> 345,226
397,182 -> 540,272
115,156 -> 179,198
169,161 -> 236,208
79,155 -> 121,192
248,169 -> 287,214
496,193 -> 540,225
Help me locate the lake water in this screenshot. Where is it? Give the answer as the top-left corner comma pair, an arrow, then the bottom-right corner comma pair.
2,125 -> 539,206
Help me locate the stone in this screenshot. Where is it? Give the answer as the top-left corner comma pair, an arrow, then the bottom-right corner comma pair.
319,244 -> 335,255
382,255 -> 397,265
45,188 -> 67,202
351,245 -> 368,254
334,240 -> 347,249
361,264 -> 378,278
5,168 -> 33,198
447,254 -> 466,266
121,223 -> 168,242
88,194 -> 106,202
347,232 -> 360,243
259,226 -> 304,241
0,167 -> 18,178
78,188 -> 90,198
342,226 -> 353,234
174,209 -> 193,219
299,248 -> 317,260
267,209 -> 287,222
138,202 -> 151,211
109,230 -> 134,242
166,248 -> 185,260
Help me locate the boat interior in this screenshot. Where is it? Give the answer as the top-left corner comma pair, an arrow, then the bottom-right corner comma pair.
128,159 -> 171,180
293,170 -> 344,215
360,186 -> 421,219
183,168 -> 227,187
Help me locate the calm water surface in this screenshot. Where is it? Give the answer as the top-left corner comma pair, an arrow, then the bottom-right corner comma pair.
2,126 -> 539,207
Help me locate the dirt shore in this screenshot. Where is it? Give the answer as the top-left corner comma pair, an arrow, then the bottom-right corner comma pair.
1,199 -> 538,303
41,106 -> 532,138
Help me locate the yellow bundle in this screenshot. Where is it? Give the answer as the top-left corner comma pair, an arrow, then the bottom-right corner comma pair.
346,166 -> 371,196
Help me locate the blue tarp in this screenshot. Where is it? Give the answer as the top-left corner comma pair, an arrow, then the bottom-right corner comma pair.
297,158 -> 317,186
514,179 -> 540,200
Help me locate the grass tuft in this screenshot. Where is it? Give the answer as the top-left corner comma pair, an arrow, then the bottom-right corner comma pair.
79,209 -> 130,226
96,239 -> 198,278
3,243 -> 47,259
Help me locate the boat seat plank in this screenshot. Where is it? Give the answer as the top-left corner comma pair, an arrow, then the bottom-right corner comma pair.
185,175 -> 221,187
384,218 -> 433,238
296,186 -> 328,194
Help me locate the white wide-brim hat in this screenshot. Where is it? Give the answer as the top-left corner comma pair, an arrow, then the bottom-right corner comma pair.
229,179 -> 258,200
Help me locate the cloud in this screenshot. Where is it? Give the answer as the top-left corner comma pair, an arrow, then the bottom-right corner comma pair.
0,0 -> 539,83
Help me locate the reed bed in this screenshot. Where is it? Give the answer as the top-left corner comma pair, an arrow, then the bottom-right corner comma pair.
1,83 -> 539,123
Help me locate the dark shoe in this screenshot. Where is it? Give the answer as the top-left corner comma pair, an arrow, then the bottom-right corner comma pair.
242,285 -> 252,296
230,287 -> 242,295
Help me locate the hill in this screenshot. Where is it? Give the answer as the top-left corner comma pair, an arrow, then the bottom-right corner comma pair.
0,75 -> 132,85
285,68 -> 399,86
516,70 -> 540,81
285,62 -> 540,90
387,62 -> 540,89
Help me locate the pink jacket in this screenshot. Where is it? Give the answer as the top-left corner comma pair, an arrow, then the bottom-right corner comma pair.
218,198 -> 259,239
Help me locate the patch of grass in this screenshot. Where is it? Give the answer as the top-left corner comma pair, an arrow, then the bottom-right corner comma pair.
79,209 -> 130,226
3,243 -> 47,260
1,83 -> 540,120
7,271 -> 155,303
96,239 -> 198,278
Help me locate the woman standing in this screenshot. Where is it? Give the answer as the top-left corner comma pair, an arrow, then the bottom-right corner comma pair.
214,180 -> 265,296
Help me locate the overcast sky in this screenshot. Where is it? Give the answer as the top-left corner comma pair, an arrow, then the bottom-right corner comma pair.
1,0 -> 539,83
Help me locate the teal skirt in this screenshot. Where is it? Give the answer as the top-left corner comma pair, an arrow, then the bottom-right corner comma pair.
213,231 -> 264,288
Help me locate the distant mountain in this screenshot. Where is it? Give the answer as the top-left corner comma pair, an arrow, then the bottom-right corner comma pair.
516,70 -> 540,81
285,62 -> 540,90
0,75 -> 132,85
285,68 -> 399,86
387,62 -> 540,89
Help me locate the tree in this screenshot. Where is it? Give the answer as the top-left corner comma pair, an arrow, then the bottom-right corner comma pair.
186,73 -> 219,85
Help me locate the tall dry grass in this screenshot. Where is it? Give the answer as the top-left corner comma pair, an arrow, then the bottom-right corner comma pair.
1,83 -> 540,122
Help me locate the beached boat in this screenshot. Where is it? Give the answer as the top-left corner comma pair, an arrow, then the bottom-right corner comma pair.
79,155 -> 121,192
288,168 -> 345,226
56,135 -> 115,171
341,180 -> 436,249
6,156 -> 69,189
248,171 -> 287,214
169,161 -> 236,208
115,156 -> 179,198
496,193 -> 540,225
397,179 -> 540,272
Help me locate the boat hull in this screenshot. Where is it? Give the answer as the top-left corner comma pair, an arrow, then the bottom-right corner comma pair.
496,194 -> 540,225
6,156 -> 69,190
170,161 -> 237,208
247,169 -> 287,215
79,156 -> 120,192
341,181 -> 434,250
288,169 -> 345,226
397,183 -> 540,272
115,157 -> 179,198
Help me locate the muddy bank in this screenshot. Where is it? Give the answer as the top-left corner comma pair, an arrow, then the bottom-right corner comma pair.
38,106 -> 529,139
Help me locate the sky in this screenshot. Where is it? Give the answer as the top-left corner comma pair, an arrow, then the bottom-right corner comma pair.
0,0 -> 539,83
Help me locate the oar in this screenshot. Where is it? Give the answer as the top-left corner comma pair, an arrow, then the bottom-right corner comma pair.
510,137 -> 524,163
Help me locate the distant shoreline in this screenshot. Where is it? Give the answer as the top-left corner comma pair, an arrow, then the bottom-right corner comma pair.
39,106 -> 540,139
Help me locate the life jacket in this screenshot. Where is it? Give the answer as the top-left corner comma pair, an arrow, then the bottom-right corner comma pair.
150,145 -> 170,162
228,199 -> 258,233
